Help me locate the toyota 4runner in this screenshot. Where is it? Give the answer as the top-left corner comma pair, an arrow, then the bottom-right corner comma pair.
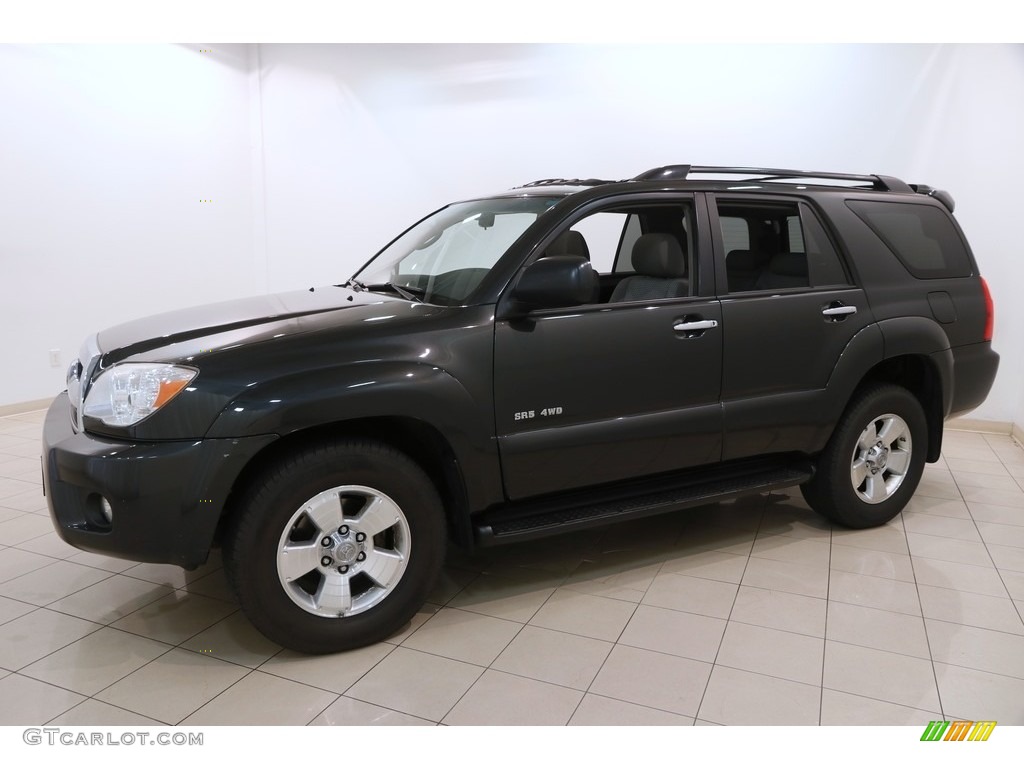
42,164 -> 1000,653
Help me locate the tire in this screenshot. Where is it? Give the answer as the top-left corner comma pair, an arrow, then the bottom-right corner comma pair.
224,439 -> 446,654
801,384 -> 927,529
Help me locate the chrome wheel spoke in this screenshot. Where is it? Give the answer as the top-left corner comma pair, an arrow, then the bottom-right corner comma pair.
313,572 -> 352,615
851,458 -> 868,487
305,492 -> 345,535
886,448 -> 911,475
278,540 -> 322,582
361,549 -> 405,589
355,495 -> 402,538
877,416 -> 906,446
858,423 -> 878,451
864,475 -> 888,503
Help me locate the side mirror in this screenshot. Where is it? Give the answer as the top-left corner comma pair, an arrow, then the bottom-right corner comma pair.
509,256 -> 597,313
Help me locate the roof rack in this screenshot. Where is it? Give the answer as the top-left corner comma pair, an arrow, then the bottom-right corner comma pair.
515,178 -> 620,189
633,165 -> 913,193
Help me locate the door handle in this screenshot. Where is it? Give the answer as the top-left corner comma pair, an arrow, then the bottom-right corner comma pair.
671,319 -> 720,333
822,304 -> 857,319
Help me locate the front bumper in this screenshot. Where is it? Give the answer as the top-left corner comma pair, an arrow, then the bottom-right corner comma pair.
42,393 -> 276,569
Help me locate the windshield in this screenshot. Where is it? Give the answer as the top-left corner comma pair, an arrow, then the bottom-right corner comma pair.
354,196 -> 561,305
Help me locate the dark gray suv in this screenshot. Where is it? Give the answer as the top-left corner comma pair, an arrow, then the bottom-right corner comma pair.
43,164 -> 999,652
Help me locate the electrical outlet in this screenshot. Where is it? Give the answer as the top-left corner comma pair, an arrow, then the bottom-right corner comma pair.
49,349 -> 61,367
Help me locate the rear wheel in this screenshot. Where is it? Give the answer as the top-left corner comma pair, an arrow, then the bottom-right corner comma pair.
225,440 -> 445,653
801,384 -> 927,528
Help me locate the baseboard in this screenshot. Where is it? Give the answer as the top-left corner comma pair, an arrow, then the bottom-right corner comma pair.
0,398 -> 54,417
1013,422 -> 1024,447
946,417 -> 1013,435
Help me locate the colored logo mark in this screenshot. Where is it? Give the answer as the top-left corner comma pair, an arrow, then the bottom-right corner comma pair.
920,721 -> 996,742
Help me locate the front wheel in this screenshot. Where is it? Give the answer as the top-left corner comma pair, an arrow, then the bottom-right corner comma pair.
224,440 -> 446,654
801,384 -> 927,529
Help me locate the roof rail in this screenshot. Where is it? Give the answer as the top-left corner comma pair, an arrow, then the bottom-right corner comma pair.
633,165 -> 913,193
909,184 -> 955,213
515,178 -> 619,189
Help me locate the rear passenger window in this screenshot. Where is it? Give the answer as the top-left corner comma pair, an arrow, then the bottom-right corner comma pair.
847,200 -> 972,278
718,200 -> 849,293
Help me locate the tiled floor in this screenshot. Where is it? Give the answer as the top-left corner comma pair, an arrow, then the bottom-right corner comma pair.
2,408 -> 1024,726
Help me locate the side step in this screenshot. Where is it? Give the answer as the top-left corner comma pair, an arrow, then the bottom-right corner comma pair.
475,463 -> 813,546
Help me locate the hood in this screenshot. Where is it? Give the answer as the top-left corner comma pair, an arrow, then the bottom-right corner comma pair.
97,286 -> 412,364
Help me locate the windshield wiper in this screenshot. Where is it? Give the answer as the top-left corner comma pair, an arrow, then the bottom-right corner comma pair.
364,282 -> 424,303
343,278 -> 367,292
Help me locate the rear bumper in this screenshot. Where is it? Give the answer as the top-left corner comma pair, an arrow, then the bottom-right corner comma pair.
42,393 -> 275,569
949,341 -> 1000,418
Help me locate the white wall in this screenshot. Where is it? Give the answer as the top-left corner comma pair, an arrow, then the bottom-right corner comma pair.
0,44 -> 259,404
3,43 -> 1023,425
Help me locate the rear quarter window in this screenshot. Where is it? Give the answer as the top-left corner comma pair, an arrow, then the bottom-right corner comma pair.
846,200 -> 972,279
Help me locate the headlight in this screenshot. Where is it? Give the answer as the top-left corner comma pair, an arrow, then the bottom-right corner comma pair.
83,363 -> 197,427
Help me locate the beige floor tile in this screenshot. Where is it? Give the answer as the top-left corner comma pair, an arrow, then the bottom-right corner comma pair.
181,569 -> 237,604
619,604 -> 726,662
751,535 -> 830,568
698,665 -> 819,725
911,557 -> 1008,598
925,619 -> 1024,679
826,602 -> 930,658
946,456 -> 1011,475
716,621 -> 824,685
904,513 -> 982,541
960,485 -> 1024,509
823,641 -> 940,711
401,607 -> 521,666
345,647 -> 482,721
976,521 -> 1024,549
95,648 -> 249,724
918,584 -> 1024,635
741,557 -> 829,599
0,608 -> 101,669
729,585 -> 826,637
941,442 -> 1000,462
0,560 -> 111,605
425,565 -> 480,605
830,523 -> 909,554
21,627 -> 171,695
0,506 -> 22,524
46,574 -> 173,624
442,669 -> 582,725
589,645 -> 711,716
0,673 -> 85,725
934,662 -> 1024,725
906,533 -> 992,568
381,601 -> 439,645
181,670 -> 337,725
0,594 -> 36,626
830,543 -> 915,582
674,521 -> 758,555
966,501 -> 1024,526
529,588 -> 637,641
568,693 -> 693,725
1004,572 -> 1024,600
902,495 -> 971,520
559,562 -> 658,603
642,572 -> 739,618
491,625 -> 611,690
0,514 -> 53,545
65,550 -> 140,573
13,532 -> 81,560
952,470 -> 1020,490
111,590 -> 237,645
915,476 -> 963,501
181,612 -> 282,668
828,571 -> 922,615
988,543 -> 1024,573
0,489 -> 48,513
757,500 -> 832,540
659,549 -> 750,583
309,695 -> 434,726
47,699 -> 164,726
121,560 -> 222,590
449,570 -> 557,620
0,477 -> 37,501
259,642 -> 393,693
819,689 -> 941,725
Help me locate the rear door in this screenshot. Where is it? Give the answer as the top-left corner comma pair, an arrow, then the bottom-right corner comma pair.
710,194 -> 875,459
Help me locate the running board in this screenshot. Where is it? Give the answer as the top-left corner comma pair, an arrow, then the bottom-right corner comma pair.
475,464 -> 813,546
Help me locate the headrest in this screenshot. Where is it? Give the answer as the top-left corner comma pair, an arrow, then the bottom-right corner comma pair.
768,252 -> 809,277
545,229 -> 590,261
632,233 -> 686,278
726,249 -> 765,271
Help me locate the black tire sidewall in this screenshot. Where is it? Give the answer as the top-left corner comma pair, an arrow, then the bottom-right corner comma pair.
228,442 -> 445,654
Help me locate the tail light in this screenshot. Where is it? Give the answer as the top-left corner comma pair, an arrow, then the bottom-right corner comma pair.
980,276 -> 994,342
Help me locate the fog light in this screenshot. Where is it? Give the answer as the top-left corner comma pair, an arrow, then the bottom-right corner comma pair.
99,497 -> 113,524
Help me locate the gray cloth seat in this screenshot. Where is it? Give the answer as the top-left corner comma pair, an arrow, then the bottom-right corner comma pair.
544,229 -> 591,261
754,252 -> 809,290
610,233 -> 688,302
